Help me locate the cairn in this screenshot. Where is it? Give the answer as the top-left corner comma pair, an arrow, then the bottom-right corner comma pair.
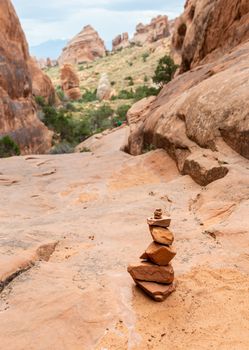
127,209 -> 176,302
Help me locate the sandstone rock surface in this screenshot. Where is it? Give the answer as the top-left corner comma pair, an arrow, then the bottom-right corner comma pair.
0,0 -> 52,154
60,64 -> 81,100
128,262 -> 174,284
132,15 -> 170,45
126,24 -> 249,185
172,0 -> 249,71
29,58 -> 57,105
58,25 -> 106,65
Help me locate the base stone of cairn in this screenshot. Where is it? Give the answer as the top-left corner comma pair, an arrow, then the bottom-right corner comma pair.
127,209 -> 176,302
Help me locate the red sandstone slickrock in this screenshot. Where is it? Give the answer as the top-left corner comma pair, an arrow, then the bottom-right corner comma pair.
128,209 -> 177,301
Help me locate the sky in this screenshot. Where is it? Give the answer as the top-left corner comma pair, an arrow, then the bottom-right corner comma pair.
12,0 -> 185,48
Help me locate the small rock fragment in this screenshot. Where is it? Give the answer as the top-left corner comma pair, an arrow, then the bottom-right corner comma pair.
128,262 -> 174,284
140,242 -> 176,265
135,280 -> 175,302
150,226 -> 174,245
147,216 -> 171,228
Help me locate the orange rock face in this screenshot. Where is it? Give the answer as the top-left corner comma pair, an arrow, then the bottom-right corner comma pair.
29,58 -> 56,105
126,3 -> 249,185
60,64 -> 81,100
172,0 -> 249,71
0,0 -> 52,154
58,25 -> 106,65
132,15 -> 170,45
141,242 -> 176,266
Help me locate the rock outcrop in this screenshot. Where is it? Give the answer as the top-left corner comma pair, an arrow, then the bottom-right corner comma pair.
0,0 -> 52,154
172,0 -> 249,71
29,58 -> 57,105
126,1 -> 249,186
97,73 -> 113,101
60,64 -> 81,100
112,33 -> 130,51
132,15 -> 170,45
58,25 -> 106,65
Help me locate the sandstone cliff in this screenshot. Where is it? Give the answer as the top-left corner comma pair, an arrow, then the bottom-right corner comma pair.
58,25 -> 106,65
132,15 -> 170,45
126,0 -> 249,186
172,0 -> 249,71
29,58 -> 57,105
0,0 -> 52,154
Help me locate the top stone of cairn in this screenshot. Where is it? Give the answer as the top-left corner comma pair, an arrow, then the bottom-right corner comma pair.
147,208 -> 171,228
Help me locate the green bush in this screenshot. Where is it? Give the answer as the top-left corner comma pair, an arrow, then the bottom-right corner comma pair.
65,102 -> 77,112
115,104 -> 131,121
56,86 -> 66,102
153,55 -> 178,87
87,104 -> 114,132
142,52 -> 150,62
42,105 -> 91,144
50,142 -> 75,154
81,89 -> 97,102
134,85 -> 159,101
0,135 -> 20,158
116,89 -> 135,100
35,96 -> 46,107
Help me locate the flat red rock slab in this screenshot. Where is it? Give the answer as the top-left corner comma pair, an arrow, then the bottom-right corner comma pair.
147,216 -> 171,228
127,262 -> 174,284
140,242 -> 176,265
149,226 -> 174,245
135,280 -> 176,302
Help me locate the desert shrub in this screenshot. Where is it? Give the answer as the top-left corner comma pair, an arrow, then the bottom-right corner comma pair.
56,86 -> 67,102
78,65 -> 84,71
144,75 -> 149,83
87,104 -> 114,132
115,104 -> 131,121
142,52 -> 150,62
116,89 -> 135,100
0,135 -> 20,158
134,85 -> 159,101
111,81 -> 116,86
153,55 -> 178,88
42,105 -> 91,144
65,102 -> 77,112
81,89 -> 97,102
35,95 -> 46,107
50,142 -> 75,154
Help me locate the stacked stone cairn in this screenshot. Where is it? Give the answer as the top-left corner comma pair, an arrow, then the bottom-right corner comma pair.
127,209 -> 176,302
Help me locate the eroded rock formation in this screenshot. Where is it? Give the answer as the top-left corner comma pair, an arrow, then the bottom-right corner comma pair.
126,1 -> 249,186
0,0 -> 52,154
132,15 -> 170,45
60,64 -> 81,100
112,32 -> 130,51
172,0 -> 249,71
29,58 -> 57,105
97,73 -> 113,101
58,25 -> 106,65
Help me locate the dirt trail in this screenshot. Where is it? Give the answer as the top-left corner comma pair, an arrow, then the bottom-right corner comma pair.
0,126 -> 248,350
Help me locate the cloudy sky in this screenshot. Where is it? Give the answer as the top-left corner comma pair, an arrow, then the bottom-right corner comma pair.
12,0 -> 185,47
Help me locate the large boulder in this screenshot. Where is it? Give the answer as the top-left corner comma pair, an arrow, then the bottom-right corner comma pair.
0,0 -> 52,154
97,73 -> 113,101
126,2 -> 249,186
172,0 -> 249,71
60,64 -> 81,100
58,25 -> 106,65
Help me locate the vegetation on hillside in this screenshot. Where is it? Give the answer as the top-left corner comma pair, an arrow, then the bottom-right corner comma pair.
0,135 -> 20,158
